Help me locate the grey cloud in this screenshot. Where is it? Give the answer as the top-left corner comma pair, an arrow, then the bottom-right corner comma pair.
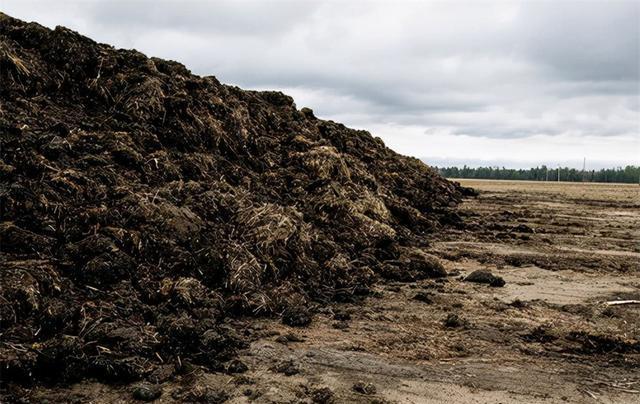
87,0 -> 320,36
1,0 -> 638,159
518,1 -> 640,82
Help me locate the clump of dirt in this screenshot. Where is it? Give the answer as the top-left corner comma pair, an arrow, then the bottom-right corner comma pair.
310,386 -> 335,403
464,270 -> 506,287
172,386 -> 229,403
282,306 -> 313,327
412,291 -> 434,303
443,313 -> 467,328
131,383 -> 162,402
0,13 -> 465,393
352,381 -> 377,395
272,360 -> 300,376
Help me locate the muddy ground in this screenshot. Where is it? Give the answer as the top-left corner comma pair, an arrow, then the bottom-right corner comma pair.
12,180 -> 638,403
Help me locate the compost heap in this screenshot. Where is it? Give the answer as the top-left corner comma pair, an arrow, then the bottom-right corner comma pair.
0,13 -> 465,387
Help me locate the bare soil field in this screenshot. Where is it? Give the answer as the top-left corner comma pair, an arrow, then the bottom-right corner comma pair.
15,180 -> 639,403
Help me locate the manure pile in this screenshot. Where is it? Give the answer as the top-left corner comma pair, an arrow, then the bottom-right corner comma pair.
0,14 -> 465,388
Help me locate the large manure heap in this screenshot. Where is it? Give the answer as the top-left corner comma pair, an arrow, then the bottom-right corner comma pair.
0,14 -> 464,387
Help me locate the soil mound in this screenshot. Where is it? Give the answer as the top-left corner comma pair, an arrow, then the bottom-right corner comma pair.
0,13 -> 464,388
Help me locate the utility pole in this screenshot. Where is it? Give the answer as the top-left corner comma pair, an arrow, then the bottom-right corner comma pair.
557,165 -> 560,182
582,157 -> 586,182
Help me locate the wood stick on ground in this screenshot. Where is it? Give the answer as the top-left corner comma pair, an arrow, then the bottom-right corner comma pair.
604,300 -> 640,306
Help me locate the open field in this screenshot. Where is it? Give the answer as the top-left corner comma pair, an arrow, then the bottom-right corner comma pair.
13,180 -> 640,403
453,179 -> 640,204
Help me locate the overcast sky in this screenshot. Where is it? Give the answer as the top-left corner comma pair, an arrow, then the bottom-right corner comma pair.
2,0 -> 638,168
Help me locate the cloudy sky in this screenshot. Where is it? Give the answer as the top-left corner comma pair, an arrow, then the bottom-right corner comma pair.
2,0 -> 638,168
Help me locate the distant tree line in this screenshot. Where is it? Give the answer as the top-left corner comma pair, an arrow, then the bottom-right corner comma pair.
437,165 -> 640,184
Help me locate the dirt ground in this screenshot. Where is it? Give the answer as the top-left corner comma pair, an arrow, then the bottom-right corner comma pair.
15,180 -> 640,403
